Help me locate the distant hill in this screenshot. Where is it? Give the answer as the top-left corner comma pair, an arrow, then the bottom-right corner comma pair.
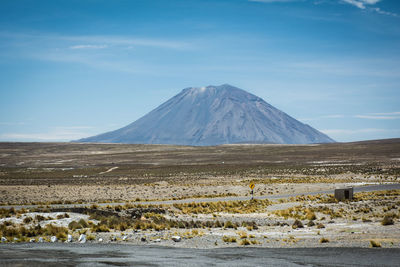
78,84 -> 335,145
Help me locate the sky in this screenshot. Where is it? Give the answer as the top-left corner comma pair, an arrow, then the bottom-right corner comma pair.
0,0 -> 399,143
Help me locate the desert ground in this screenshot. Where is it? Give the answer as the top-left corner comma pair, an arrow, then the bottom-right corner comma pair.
0,139 -> 399,249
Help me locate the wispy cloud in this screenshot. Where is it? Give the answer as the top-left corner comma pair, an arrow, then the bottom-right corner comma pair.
0,122 -> 27,126
372,7 -> 399,17
0,32 -> 192,50
251,0 -> 398,17
62,35 -> 191,50
288,60 -> 400,78
0,126 -> 94,141
370,112 -> 400,115
321,128 -> 400,141
342,0 -> 381,9
0,31 -> 194,74
35,52 -> 159,75
301,114 -> 344,121
321,128 -> 390,135
341,0 -> 398,17
302,112 -> 400,122
249,0 -> 301,3
69,44 -> 108,49
354,112 -> 400,120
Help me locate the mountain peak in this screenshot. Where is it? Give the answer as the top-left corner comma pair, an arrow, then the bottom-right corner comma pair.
184,84 -> 235,93
78,84 -> 335,145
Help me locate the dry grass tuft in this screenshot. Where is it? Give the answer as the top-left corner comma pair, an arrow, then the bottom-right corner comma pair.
239,239 -> 251,245
292,219 -> 304,229
319,237 -> 329,243
370,240 -> 382,248
222,235 -> 237,243
381,216 -> 394,226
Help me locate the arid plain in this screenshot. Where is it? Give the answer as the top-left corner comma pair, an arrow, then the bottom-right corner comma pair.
0,139 -> 399,248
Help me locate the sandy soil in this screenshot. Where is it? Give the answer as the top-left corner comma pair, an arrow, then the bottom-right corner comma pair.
1,141 -> 399,249
1,205 -> 399,249
0,181 -> 383,204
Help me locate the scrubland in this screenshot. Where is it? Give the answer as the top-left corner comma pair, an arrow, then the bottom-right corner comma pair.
0,139 -> 399,247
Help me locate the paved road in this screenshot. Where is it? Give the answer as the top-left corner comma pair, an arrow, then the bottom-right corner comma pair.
0,243 -> 399,266
2,183 -> 400,210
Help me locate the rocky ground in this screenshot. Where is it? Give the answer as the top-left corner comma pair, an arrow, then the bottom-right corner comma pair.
1,141 -> 399,249
0,179 -> 389,205
1,189 -> 399,249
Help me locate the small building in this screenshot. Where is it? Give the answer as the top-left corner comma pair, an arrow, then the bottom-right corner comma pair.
334,188 -> 353,201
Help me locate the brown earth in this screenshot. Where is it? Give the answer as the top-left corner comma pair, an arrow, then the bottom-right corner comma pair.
0,139 -> 399,204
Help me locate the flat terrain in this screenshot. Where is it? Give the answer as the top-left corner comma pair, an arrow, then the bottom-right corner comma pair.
0,139 -> 399,251
0,139 -> 399,204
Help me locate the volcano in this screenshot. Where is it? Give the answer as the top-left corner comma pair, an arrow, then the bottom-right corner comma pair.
78,84 -> 335,145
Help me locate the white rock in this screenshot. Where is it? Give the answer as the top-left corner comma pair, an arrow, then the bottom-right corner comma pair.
171,236 -> 181,242
67,234 -> 73,242
154,238 -> 161,242
98,238 -> 103,242
29,238 -> 35,243
1,237 -> 7,242
122,236 -> 128,241
38,237 -> 44,243
78,234 -> 86,243
13,237 -> 19,242
50,236 -> 58,243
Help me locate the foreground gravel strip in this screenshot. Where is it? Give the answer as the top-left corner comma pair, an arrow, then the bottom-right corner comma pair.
1,243 -> 400,266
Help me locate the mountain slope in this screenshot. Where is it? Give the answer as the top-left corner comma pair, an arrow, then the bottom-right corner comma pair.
78,84 -> 335,145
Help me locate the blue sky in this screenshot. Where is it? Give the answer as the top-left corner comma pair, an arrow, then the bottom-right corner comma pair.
0,0 -> 399,142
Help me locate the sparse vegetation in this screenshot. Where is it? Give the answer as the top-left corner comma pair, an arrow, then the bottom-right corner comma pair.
370,240 -> 382,248
307,220 -> 315,227
173,199 -> 270,214
0,222 -> 68,241
222,235 -> 237,243
238,231 -> 248,239
23,217 -> 33,224
0,141 -> 399,248
239,239 -> 251,245
292,220 -> 304,229
381,216 -> 394,226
